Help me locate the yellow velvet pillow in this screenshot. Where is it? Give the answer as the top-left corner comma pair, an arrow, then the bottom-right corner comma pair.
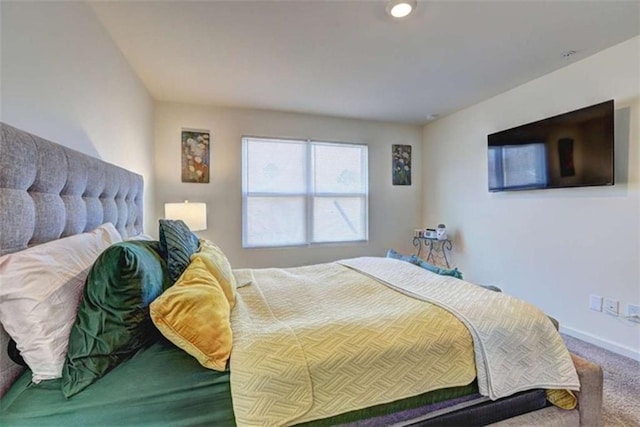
546,389 -> 577,410
150,256 -> 231,371
196,239 -> 237,308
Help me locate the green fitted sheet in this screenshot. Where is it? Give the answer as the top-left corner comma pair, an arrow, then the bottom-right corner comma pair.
1,339 -> 235,426
1,338 -> 477,426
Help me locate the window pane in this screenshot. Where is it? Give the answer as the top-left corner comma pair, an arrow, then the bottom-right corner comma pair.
502,143 -> 547,188
245,138 -> 306,193
242,137 -> 369,248
244,197 -> 306,247
312,197 -> 366,243
313,143 -> 367,193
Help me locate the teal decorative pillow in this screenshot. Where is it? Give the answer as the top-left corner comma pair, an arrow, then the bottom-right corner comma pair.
159,219 -> 199,283
386,248 -> 414,263
409,255 -> 464,280
62,240 -> 171,398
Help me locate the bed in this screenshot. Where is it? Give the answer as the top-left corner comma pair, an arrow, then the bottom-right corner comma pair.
0,122 -> 603,426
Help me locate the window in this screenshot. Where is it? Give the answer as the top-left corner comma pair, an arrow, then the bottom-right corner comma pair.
489,143 -> 547,191
242,137 -> 368,248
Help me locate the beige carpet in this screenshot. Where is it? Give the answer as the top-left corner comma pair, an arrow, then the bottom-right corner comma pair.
562,334 -> 640,427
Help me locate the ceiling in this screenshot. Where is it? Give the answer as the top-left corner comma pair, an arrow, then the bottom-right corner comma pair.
91,1 -> 640,125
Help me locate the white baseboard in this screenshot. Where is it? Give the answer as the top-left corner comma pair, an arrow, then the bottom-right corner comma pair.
560,326 -> 640,362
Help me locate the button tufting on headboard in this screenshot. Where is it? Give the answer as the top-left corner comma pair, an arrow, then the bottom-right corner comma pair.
0,122 -> 144,256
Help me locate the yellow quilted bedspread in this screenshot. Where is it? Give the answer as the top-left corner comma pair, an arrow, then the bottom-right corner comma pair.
230,257 -> 579,426
229,262 -> 476,426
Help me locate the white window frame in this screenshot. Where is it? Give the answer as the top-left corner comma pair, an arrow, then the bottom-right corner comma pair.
242,136 -> 369,248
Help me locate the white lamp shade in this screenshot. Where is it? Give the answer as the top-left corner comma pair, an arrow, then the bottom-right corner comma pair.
164,202 -> 207,231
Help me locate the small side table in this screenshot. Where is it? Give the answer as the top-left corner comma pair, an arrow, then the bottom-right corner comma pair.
412,237 -> 453,268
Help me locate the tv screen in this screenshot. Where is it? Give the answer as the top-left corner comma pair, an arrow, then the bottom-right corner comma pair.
487,100 -> 614,192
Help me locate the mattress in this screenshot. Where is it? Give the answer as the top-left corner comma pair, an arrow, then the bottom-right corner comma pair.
1,337 -> 551,427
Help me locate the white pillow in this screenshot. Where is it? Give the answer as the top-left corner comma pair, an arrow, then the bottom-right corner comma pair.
125,232 -> 154,241
0,223 -> 122,383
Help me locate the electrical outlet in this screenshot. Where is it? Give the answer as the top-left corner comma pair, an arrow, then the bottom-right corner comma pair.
589,295 -> 603,312
604,298 -> 619,316
628,304 -> 640,323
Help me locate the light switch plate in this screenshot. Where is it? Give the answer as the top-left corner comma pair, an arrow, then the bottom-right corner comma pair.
589,295 -> 603,312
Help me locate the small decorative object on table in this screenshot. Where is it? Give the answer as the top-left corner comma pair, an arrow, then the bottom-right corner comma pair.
424,228 -> 438,239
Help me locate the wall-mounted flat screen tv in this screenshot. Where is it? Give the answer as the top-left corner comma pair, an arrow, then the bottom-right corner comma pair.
488,100 -> 614,192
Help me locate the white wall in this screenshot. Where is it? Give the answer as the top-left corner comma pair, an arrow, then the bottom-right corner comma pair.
1,2 -> 155,232
155,102 -> 423,268
422,36 -> 640,359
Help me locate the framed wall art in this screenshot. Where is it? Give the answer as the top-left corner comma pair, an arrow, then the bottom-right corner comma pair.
181,128 -> 210,183
392,144 -> 411,185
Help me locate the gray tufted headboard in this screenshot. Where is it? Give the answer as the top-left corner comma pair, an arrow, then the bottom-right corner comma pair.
0,122 -> 145,396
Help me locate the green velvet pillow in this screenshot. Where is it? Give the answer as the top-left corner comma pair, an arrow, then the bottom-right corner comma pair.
62,240 -> 171,398
159,219 -> 199,283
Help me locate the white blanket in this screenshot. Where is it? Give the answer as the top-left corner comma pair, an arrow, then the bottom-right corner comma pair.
339,257 -> 580,399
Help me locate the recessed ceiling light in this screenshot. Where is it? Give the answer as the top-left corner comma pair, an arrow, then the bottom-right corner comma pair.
426,114 -> 439,121
387,0 -> 417,19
